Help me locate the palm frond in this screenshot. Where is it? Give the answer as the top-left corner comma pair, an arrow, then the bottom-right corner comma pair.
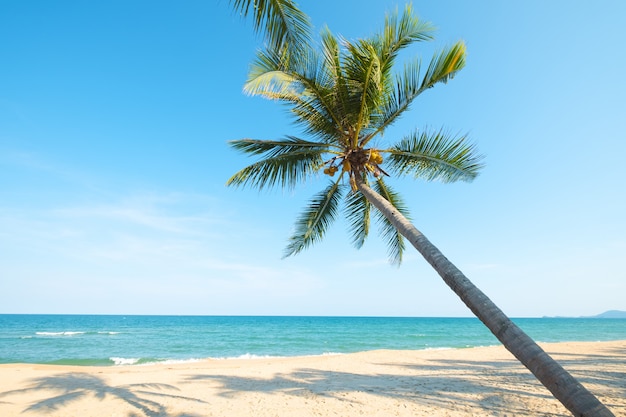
230,0 -> 312,53
372,178 -> 408,266
244,48 -> 302,99
320,28 -> 351,135
366,42 -> 466,143
364,57 -> 422,145
289,59 -> 345,142
343,40 -> 383,143
345,184 -> 370,249
287,79 -> 344,142
227,137 -> 329,189
420,41 -> 466,90
289,43 -> 356,143
320,27 -> 342,85
376,4 -> 434,74
387,129 -> 484,182
284,181 -> 345,257
245,45 -> 347,143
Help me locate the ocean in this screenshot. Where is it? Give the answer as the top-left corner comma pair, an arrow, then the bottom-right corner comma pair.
1,315 -> 624,366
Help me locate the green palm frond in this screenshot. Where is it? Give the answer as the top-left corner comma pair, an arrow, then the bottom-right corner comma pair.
290,76 -> 344,142
421,41 -> 466,90
320,28 -> 351,133
345,184 -> 370,249
228,136 -> 328,156
363,57 -> 422,145
321,27 -> 348,100
344,40 -> 383,144
289,50 -> 352,143
372,178 -> 408,266
246,45 -> 346,143
227,137 -> 329,189
230,0 -> 312,53
244,48 -> 302,100
245,45 -> 328,97
284,181 -> 345,257
387,129 -> 484,182
366,41 -> 466,143
376,4 -> 434,74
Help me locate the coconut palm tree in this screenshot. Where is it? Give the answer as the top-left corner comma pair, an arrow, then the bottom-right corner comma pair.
227,4 -> 614,416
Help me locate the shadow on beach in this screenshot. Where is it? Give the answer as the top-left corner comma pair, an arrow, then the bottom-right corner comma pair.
186,362 -> 562,416
0,372 -> 206,417
185,347 -> 626,417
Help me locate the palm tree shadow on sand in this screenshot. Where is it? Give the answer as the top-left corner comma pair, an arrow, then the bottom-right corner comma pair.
0,372 -> 206,417
184,350 -> 626,417
185,362 -> 559,416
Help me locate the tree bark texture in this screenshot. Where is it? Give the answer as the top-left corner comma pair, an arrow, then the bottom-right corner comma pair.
356,180 -> 614,417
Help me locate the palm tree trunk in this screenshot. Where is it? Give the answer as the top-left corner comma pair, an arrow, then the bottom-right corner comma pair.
356,179 -> 615,417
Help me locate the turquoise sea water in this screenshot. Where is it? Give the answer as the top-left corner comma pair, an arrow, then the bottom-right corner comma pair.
1,315 -> 624,366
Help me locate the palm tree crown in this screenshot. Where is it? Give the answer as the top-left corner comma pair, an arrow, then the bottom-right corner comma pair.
228,4 -> 483,265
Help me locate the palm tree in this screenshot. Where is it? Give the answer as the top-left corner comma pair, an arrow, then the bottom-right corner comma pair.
227,4 -> 614,417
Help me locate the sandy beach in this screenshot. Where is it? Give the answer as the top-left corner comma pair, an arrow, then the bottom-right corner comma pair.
0,340 -> 624,417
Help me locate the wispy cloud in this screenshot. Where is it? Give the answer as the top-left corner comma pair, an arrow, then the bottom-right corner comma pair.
1,192 -> 233,263
53,193 -> 225,236
0,188 -> 322,313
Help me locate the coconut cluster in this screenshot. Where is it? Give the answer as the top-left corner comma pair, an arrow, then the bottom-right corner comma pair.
322,148 -> 386,183
322,165 -> 339,176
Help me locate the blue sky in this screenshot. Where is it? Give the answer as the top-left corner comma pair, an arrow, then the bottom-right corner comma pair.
1,1 -> 625,317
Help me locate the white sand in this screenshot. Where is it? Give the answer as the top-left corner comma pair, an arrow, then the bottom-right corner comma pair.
0,340 -> 624,416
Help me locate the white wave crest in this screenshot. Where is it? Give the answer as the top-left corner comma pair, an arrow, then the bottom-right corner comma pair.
36,331 -> 85,336
110,357 -> 140,366
229,353 -> 279,360
320,352 -> 344,356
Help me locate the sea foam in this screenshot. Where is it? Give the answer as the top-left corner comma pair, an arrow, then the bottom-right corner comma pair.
110,357 -> 141,366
